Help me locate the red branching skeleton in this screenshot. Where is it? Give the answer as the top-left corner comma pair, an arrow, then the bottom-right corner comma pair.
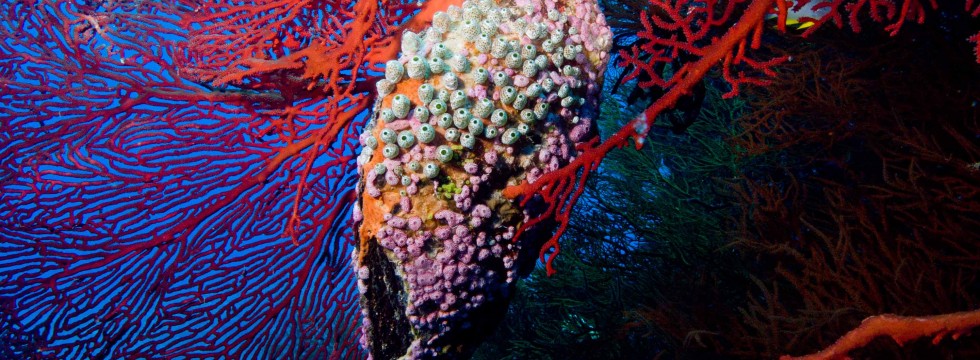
502,0 -> 980,357
1,0 -> 418,357
503,0 -> 786,275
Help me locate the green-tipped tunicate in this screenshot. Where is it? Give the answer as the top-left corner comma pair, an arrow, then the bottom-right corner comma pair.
563,44 -> 580,60
407,56 -> 429,79
432,12 -> 450,33
468,117 -> 485,134
533,102 -> 549,119
460,19 -> 479,40
501,128 -> 520,145
436,89 -> 449,103
413,107 -> 429,122
442,72 -> 459,90
382,143 -> 400,159
473,98 -> 493,118
449,54 -> 469,73
429,99 -> 447,116
519,109 -> 536,123
558,84 -> 572,97
551,52 -> 564,67
460,133 -> 476,149
436,145 -> 454,163
534,54 -> 548,69
437,113 -> 453,128
492,71 -> 510,87
450,90 -> 467,109
549,28 -> 564,44
364,135 -> 378,149
476,34 -> 492,53
490,109 -> 508,126
542,39 -> 556,53
524,83 -> 541,98
500,86 -> 516,105
491,37 -> 509,58
418,84 -> 434,105
453,108 -> 471,128
473,68 -> 489,84
521,44 -> 536,60
423,162 -> 439,178
380,128 -> 396,144
561,96 -> 577,108
402,31 -> 421,55
429,57 -> 445,74
392,94 -> 411,118
562,64 -> 579,77
379,108 -> 395,123
385,60 -> 404,82
480,19 -> 497,35
377,79 -> 395,96
526,22 -> 546,40
541,77 -> 554,92
505,52 -> 522,69
433,43 -> 451,59
512,93 -> 528,110
397,130 -> 416,149
417,124 -> 435,143
484,126 -> 498,139
511,19 -> 526,37
521,60 -> 538,77
445,128 -> 460,142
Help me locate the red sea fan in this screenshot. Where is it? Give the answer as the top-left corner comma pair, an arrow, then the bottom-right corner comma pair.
0,0 -> 415,357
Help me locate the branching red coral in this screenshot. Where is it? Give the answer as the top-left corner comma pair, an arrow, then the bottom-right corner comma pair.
781,310 -> 980,360
0,0 -> 418,357
728,22 -> 980,358
503,0 -> 786,275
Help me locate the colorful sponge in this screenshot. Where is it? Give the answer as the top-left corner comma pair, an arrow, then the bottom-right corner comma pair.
353,0 -> 612,358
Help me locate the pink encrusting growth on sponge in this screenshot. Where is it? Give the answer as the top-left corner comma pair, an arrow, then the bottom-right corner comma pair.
352,0 -> 612,358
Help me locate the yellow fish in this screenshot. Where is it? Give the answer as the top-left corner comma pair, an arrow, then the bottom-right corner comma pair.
768,1 -> 831,32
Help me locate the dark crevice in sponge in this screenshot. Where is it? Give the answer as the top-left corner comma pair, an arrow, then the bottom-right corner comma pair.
364,239 -> 411,360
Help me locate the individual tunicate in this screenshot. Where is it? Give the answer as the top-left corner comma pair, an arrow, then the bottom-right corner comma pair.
377,79 -> 395,96
460,133 -> 476,149
418,84 -> 434,105
436,145 -> 454,163
428,99 -> 447,116
501,128 -> 520,145
453,108 -> 471,128
500,86 -> 516,105
385,60 -> 404,82
397,130 -> 416,149
423,163 -> 440,178
407,56 -> 429,79
380,128 -> 396,143
473,98 -> 493,118
437,113 -> 453,128
468,117 -> 485,134
392,94 -> 411,118
417,124 -> 436,143
383,143 -> 400,158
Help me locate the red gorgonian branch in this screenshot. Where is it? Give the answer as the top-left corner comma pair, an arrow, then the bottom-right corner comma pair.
504,0 -> 786,275
0,0 -> 419,357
